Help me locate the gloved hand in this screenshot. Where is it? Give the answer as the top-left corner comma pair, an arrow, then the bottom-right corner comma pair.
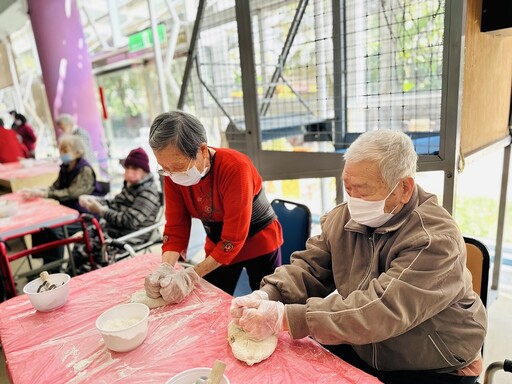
238,300 -> 285,341
144,262 -> 175,299
230,290 -> 269,324
78,195 -> 106,216
159,267 -> 200,304
20,187 -> 47,200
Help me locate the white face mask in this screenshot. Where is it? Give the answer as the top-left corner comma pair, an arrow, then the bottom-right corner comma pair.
170,159 -> 208,186
347,182 -> 400,227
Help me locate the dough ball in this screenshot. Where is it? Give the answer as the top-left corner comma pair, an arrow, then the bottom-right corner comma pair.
130,290 -> 167,309
228,322 -> 278,366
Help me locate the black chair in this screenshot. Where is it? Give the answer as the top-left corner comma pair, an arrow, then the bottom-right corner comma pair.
271,199 -> 312,264
463,236 -> 490,307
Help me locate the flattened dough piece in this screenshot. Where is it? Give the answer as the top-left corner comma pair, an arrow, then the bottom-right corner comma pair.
228,322 -> 278,366
130,290 -> 167,309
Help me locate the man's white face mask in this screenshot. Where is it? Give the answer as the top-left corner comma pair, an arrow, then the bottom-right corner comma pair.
347,182 -> 400,227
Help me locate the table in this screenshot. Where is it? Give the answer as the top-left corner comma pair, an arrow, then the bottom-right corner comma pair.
0,253 -> 382,383
0,193 -> 100,298
0,159 -> 59,193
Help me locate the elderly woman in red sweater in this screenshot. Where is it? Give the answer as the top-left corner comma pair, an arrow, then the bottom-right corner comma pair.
145,110 -> 283,303
12,113 -> 37,158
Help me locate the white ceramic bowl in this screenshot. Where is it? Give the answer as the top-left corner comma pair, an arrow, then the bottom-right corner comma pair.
0,200 -> 18,218
19,158 -> 34,168
96,303 -> 149,352
166,368 -> 230,384
23,273 -> 71,312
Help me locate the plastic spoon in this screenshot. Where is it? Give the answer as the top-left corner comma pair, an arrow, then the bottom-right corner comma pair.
208,360 -> 226,384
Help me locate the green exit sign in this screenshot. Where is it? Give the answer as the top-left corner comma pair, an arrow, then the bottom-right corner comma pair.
128,24 -> 166,52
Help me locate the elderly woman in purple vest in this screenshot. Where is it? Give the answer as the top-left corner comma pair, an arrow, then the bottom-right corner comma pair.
22,134 -> 103,272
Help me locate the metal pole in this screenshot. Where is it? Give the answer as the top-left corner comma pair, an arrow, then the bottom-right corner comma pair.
3,38 -> 23,113
235,0 -> 261,164
177,0 -> 207,109
492,144 -> 511,289
148,0 -> 169,112
439,0 -> 467,214
332,0 -> 347,150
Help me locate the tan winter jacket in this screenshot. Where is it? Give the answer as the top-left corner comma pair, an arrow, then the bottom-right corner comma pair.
261,185 -> 487,372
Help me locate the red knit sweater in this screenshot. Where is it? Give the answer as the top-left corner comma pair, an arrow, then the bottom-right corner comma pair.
0,127 -> 30,163
162,147 -> 283,265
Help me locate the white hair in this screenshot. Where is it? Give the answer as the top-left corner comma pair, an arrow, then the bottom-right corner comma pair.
344,130 -> 418,187
56,113 -> 76,127
58,134 -> 86,157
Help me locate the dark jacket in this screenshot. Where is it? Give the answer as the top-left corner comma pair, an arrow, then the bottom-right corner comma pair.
100,174 -> 161,241
48,157 -> 103,213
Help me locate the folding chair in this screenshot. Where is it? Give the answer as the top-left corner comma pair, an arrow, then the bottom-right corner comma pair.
271,199 -> 312,264
464,236 -> 490,307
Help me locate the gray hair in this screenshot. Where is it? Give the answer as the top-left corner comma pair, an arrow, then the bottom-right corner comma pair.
56,113 -> 76,127
58,134 -> 86,157
344,130 -> 417,187
148,110 -> 207,158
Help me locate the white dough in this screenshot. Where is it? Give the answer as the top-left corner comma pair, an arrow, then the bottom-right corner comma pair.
228,322 -> 278,366
130,290 -> 167,309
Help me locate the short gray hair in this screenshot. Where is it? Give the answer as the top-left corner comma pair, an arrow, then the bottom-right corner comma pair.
148,110 -> 207,158
344,130 -> 417,187
56,113 -> 76,127
58,134 -> 86,157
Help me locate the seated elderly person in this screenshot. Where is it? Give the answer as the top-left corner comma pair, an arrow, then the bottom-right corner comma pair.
231,130 -> 487,384
23,134 -> 103,272
0,118 -> 30,163
72,147 -> 161,273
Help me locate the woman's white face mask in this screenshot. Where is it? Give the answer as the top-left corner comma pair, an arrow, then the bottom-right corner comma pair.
347,182 -> 400,227
170,158 -> 208,186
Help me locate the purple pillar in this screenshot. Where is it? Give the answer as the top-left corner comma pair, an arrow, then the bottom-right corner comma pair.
28,0 -> 108,175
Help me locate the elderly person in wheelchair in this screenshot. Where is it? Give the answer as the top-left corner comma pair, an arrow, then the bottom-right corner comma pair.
73,147 -> 161,274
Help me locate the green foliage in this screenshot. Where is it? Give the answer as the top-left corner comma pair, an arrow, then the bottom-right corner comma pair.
455,196 -> 512,243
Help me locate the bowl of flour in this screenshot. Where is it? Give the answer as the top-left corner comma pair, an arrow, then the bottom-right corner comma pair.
96,302 -> 150,352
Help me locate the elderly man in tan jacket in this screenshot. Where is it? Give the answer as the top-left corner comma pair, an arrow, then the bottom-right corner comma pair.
231,130 -> 486,384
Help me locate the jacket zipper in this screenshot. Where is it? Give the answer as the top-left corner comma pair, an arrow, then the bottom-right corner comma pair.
372,343 -> 378,369
357,236 -> 375,290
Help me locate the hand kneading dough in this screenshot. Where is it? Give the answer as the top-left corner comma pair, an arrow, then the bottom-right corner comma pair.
228,322 -> 278,366
130,290 -> 167,308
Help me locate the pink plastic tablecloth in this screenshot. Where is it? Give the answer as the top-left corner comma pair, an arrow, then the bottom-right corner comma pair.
0,161 -> 59,180
0,193 -> 78,240
0,253 -> 382,384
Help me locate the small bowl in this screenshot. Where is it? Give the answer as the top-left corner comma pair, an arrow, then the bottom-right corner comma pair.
96,303 -> 149,352
19,158 -> 34,168
0,200 -> 18,218
23,273 -> 71,312
166,368 -> 230,384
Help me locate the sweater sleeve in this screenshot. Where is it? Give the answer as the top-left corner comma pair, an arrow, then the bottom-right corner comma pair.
48,167 -> 96,202
103,189 -> 161,231
161,177 -> 192,256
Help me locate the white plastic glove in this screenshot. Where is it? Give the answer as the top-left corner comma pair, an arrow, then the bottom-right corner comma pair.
229,290 -> 269,323
238,300 -> 285,341
144,262 -> 175,299
159,267 -> 200,304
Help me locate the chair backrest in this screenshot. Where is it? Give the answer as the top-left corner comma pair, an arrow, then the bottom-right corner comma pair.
97,181 -> 111,197
271,199 -> 312,264
464,236 -> 490,307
